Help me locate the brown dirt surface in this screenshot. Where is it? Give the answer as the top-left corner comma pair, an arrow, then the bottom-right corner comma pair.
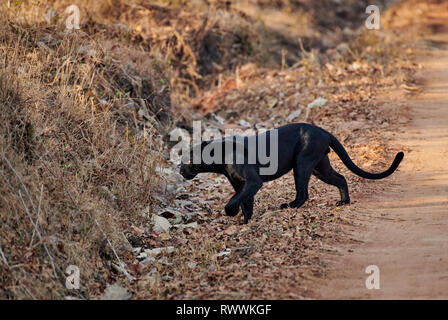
311,3 -> 448,299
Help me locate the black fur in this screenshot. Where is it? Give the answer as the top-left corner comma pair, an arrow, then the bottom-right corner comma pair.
180,123 -> 404,224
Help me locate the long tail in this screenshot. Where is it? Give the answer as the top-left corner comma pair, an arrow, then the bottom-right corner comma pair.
329,134 -> 404,180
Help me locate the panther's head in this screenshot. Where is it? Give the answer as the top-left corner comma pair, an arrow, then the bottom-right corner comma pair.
179,141 -> 209,180
179,163 -> 199,180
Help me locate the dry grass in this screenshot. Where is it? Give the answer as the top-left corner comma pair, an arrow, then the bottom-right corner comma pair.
0,0 -> 169,299
15,0 -> 290,107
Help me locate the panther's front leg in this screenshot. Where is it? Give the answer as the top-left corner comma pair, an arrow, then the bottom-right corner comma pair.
225,168 -> 262,223
225,193 -> 256,223
241,197 -> 254,224
225,191 -> 255,218
224,199 -> 240,216
225,177 -> 243,217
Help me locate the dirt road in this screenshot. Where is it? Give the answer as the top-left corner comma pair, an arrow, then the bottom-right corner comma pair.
313,31 -> 448,299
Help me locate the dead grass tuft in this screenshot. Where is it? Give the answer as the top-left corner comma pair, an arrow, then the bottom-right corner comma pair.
0,1 -> 169,299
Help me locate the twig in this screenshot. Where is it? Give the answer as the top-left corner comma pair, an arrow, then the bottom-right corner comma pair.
30,184 -> 44,246
236,67 -> 241,89
93,218 -> 136,281
11,271 -> 37,300
18,191 -> 57,279
0,241 -> 9,268
0,251 -> 37,299
281,49 -> 286,72
21,283 -> 37,300
1,153 -> 36,211
0,170 -> 15,191
298,37 -> 306,54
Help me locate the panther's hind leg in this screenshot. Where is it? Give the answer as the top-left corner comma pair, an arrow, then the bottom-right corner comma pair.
280,152 -> 321,209
313,155 -> 350,206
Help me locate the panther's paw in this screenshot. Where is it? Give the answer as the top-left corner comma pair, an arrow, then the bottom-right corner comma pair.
336,199 -> 350,206
280,203 -> 289,210
287,198 -> 306,209
225,203 -> 240,216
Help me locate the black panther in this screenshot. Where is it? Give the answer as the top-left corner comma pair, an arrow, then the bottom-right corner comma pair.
180,123 -> 403,224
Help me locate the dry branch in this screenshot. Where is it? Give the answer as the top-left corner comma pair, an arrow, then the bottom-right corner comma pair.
18,191 -> 58,279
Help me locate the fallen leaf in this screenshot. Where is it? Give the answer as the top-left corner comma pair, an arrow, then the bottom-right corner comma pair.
152,214 -> 171,233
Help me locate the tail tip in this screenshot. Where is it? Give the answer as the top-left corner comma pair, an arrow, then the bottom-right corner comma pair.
396,152 -> 404,163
